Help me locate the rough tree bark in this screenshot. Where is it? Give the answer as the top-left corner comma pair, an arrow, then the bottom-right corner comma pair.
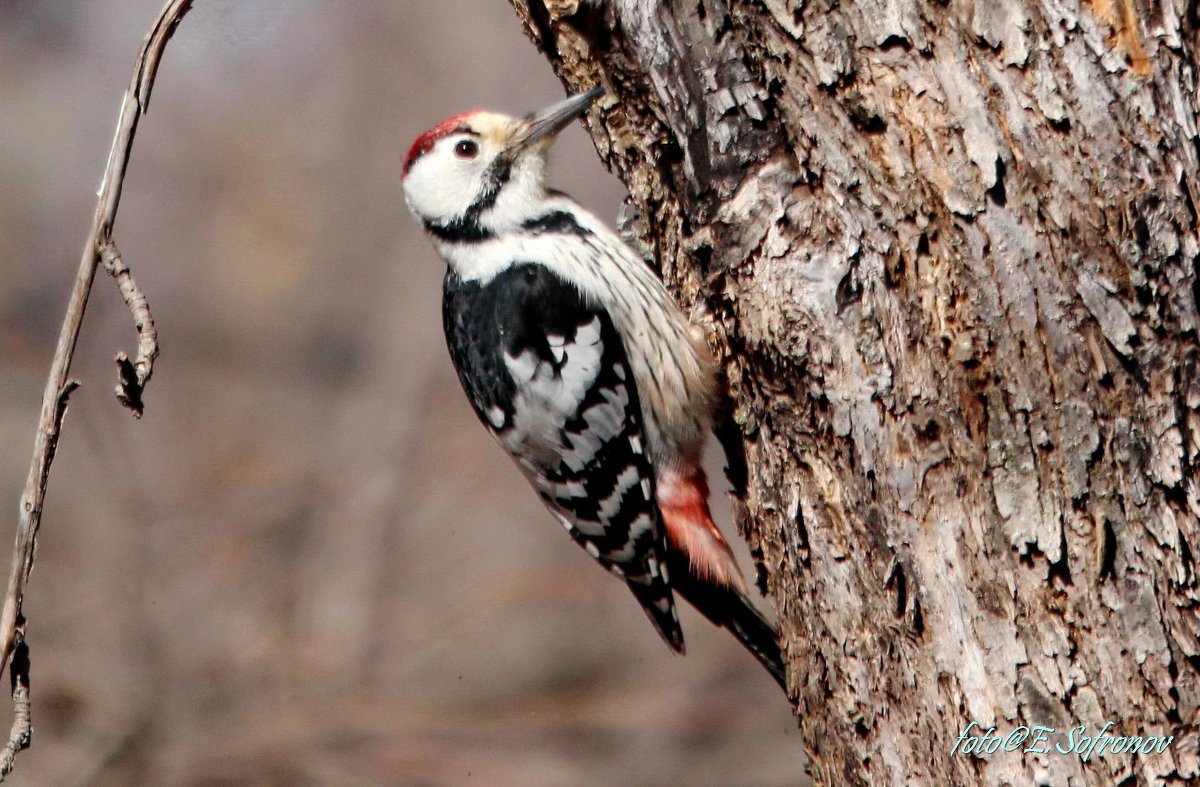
508,1 -> 1200,784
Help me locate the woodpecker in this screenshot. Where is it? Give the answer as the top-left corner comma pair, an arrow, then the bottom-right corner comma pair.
401,87 -> 785,690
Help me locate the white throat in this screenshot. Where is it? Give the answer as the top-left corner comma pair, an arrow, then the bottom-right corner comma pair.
479,155 -> 548,232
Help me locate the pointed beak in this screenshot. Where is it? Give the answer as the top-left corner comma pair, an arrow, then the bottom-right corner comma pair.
509,86 -> 604,153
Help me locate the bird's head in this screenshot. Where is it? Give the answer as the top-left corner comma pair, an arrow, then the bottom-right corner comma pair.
401,87 -> 603,234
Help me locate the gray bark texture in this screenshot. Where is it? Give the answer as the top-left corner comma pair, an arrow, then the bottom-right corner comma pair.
509,0 -> 1200,784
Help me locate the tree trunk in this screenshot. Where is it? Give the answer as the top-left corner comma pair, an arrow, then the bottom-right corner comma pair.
508,0 -> 1200,784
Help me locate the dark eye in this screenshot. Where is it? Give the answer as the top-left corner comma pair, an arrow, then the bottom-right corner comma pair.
454,139 -> 479,159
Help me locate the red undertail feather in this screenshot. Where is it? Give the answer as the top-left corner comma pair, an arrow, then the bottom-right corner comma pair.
656,463 -> 746,594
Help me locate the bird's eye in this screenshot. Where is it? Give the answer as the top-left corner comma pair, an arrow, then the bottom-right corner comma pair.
454,139 -> 479,159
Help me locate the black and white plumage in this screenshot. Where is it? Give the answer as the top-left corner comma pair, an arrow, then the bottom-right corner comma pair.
402,88 -> 785,690
443,262 -> 682,648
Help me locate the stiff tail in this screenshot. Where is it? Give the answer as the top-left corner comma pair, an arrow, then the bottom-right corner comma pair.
669,553 -> 787,691
655,461 -> 786,691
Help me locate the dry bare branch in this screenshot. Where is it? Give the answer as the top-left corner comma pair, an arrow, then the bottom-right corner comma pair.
101,240 -> 159,417
0,0 -> 194,778
0,627 -> 30,777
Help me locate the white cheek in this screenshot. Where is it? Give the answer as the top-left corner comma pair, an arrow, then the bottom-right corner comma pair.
402,155 -> 481,223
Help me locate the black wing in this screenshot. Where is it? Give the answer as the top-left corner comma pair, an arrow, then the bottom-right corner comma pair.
443,263 -> 683,651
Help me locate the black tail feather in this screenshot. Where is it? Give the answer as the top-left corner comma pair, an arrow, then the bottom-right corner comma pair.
669,557 -> 787,692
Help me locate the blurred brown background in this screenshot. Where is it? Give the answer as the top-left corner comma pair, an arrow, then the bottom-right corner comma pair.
0,3 -> 802,785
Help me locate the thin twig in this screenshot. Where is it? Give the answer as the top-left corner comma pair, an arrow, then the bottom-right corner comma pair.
0,0 -> 193,778
0,627 -> 30,778
101,240 -> 159,417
